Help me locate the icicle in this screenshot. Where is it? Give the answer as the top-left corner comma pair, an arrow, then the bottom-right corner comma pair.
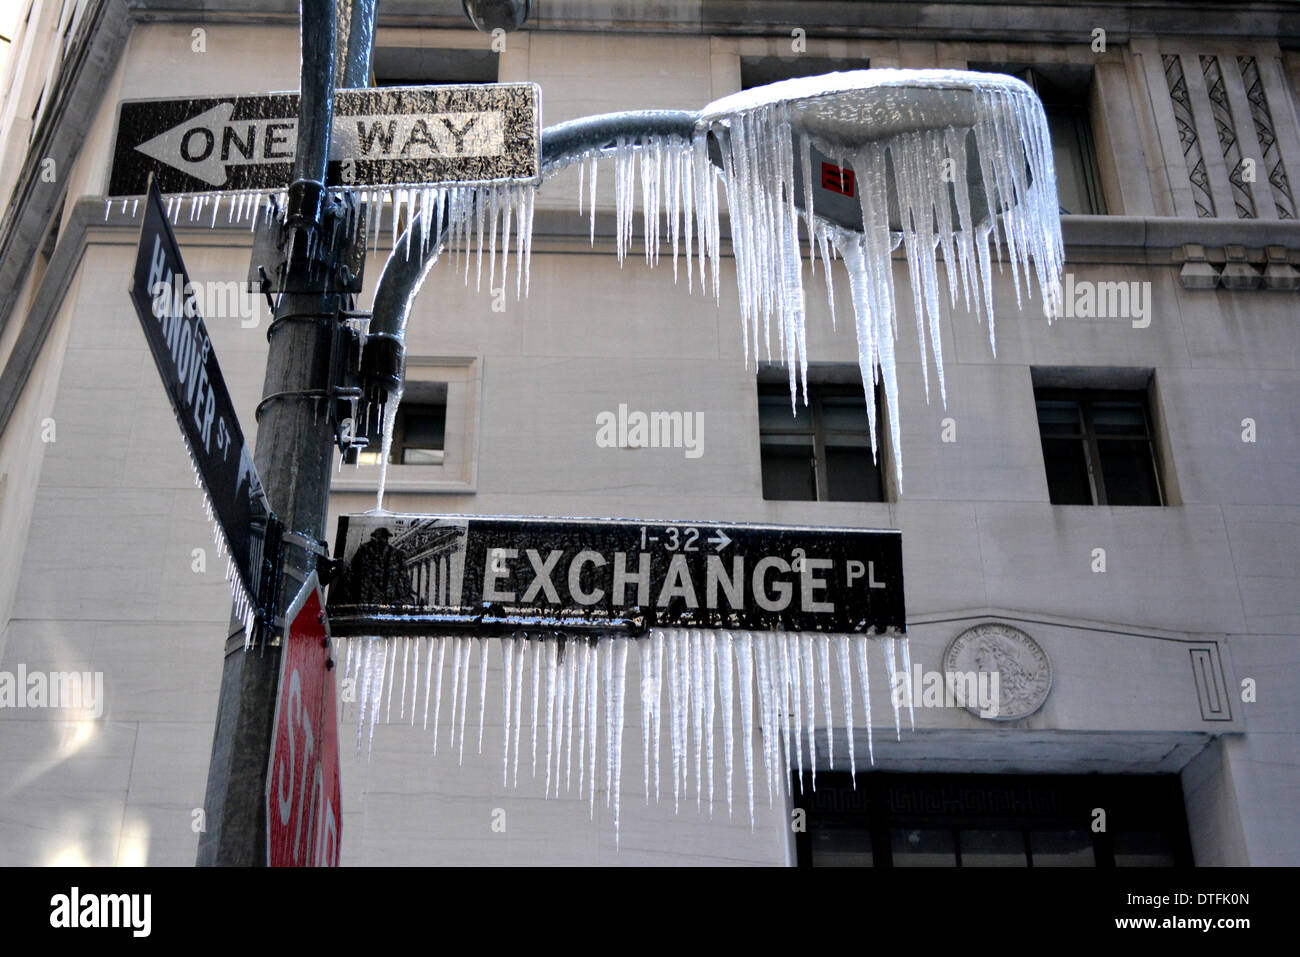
368,639 -> 388,757
544,637 -> 558,797
384,637 -> 397,725
817,635 -> 834,770
801,635 -> 817,790
477,637 -> 489,752
900,635 -> 915,731
836,636 -> 857,780
786,633 -> 803,792
577,639 -> 590,798
565,639 -> 578,792
704,631 -> 717,815
553,639 -> 568,791
752,635 -> 774,808
456,634 -> 472,762
447,635 -> 463,750
432,637 -> 447,755
639,638 -> 653,805
529,638 -> 541,776
652,631 -> 663,803
735,633 -> 755,828
502,637 -> 514,786
588,155 -> 598,245
586,640 -> 599,818
717,631 -> 734,820
690,630 -> 704,809
603,639 -> 614,808
667,631 -> 681,813
854,635 -> 874,765
883,635 -> 901,741
399,636 -> 410,720
511,635 -> 526,787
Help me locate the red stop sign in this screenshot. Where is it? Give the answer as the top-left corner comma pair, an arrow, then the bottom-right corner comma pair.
266,574 -> 341,866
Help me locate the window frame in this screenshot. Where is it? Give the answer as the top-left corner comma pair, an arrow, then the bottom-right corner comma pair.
967,62 -> 1108,216
1035,387 -> 1165,506
350,397 -> 447,467
758,380 -> 886,503
331,356 -> 479,495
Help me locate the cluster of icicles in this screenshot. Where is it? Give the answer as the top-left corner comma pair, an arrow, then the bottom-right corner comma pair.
171,409 -> 259,641
105,183 -> 535,294
546,82 -> 1064,488
339,630 -> 914,843
116,73 -> 1064,500
367,73 -> 1063,493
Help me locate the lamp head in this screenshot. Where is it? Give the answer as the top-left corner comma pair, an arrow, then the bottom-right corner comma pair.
461,0 -> 531,33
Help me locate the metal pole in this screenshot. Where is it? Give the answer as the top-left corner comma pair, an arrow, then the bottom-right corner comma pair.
197,1 -> 375,867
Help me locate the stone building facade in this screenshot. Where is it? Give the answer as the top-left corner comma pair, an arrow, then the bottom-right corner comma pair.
0,0 -> 1296,865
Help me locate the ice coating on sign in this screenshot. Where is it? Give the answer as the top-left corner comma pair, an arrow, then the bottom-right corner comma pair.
340,631 -> 912,842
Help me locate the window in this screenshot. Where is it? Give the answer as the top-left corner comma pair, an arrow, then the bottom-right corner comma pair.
372,47 -> 498,87
758,381 -> 885,502
741,55 -> 869,90
1036,388 -> 1163,506
349,381 -> 447,466
333,357 -> 479,494
795,773 -> 1192,867
969,63 -> 1106,215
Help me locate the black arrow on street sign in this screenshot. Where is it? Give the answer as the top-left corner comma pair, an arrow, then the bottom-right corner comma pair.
108,83 -> 541,197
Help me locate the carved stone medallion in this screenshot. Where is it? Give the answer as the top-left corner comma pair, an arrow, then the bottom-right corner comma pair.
943,623 -> 1052,721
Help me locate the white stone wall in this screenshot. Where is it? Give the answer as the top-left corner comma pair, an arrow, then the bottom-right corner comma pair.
0,18 -> 1297,865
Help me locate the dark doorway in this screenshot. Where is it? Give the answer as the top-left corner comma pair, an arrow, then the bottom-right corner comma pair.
793,772 -> 1193,867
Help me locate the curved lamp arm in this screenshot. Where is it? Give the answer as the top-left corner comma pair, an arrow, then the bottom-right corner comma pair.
363,110 -> 700,403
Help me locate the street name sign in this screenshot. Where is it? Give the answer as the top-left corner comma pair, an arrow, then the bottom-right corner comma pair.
128,177 -> 270,604
108,83 -> 541,197
267,574 -> 342,867
328,514 -> 905,634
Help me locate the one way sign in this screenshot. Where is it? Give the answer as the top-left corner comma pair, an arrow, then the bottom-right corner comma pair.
108,83 -> 540,197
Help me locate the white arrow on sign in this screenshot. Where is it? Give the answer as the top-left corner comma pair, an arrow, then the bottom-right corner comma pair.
134,101 -> 508,189
708,529 -> 732,552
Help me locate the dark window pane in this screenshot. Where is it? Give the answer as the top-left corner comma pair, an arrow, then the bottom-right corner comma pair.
1030,830 -> 1095,867
1046,108 -> 1100,215
810,824 -> 874,867
821,393 -> 871,433
825,445 -> 883,502
1097,439 -> 1161,505
402,409 -> 445,450
758,392 -> 813,433
759,382 -> 883,502
1041,438 -> 1093,504
761,441 -> 816,500
1037,399 -> 1083,436
1091,401 -> 1148,437
959,829 -> 1028,866
1113,831 -> 1177,867
891,828 -> 956,867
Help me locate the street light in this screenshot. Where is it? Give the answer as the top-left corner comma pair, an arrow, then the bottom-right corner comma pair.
362,69 -> 1064,493
462,0 -> 531,33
